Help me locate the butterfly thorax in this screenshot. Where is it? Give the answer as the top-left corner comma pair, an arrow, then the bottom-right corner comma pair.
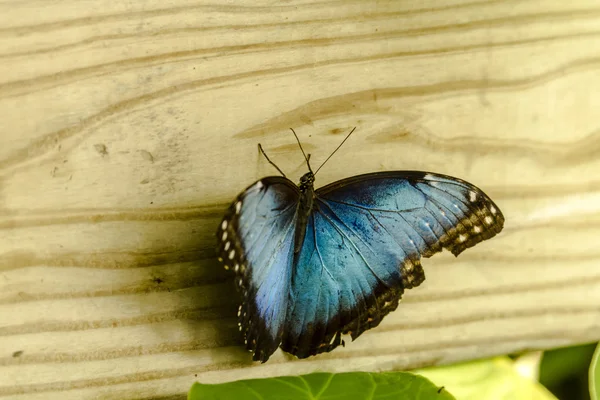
294,172 -> 316,255
298,171 -> 315,191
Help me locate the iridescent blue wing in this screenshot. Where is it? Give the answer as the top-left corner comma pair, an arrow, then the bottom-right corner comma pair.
281,171 -> 504,358
217,177 -> 299,362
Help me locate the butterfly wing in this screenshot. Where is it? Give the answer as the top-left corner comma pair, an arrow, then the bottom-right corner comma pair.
217,177 -> 300,362
281,171 -> 504,358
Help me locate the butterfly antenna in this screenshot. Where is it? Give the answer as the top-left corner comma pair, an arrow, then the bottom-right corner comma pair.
314,127 -> 356,176
290,128 -> 313,174
258,143 -> 286,177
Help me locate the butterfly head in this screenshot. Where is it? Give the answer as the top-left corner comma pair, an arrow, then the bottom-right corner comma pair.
298,171 -> 315,192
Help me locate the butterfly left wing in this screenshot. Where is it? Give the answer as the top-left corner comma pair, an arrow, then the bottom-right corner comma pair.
217,177 -> 300,362
281,171 -> 504,358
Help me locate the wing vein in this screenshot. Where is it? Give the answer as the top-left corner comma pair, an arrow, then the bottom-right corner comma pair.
312,213 -> 335,282
366,208 -> 414,257
320,197 -> 421,213
256,210 -> 297,283
317,199 -> 387,286
413,182 -> 484,228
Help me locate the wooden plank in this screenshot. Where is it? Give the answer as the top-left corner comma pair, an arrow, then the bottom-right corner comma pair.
2,0 -> 600,398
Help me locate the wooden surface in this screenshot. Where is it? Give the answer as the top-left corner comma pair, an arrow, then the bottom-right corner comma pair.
2,0 -> 600,398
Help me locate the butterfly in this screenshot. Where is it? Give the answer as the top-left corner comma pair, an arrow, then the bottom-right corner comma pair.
217,128 -> 504,362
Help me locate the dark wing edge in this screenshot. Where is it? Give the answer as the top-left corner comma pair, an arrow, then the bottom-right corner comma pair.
216,176 -> 300,362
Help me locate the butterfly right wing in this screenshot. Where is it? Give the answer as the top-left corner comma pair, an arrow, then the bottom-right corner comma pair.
281,171 -> 504,358
217,177 -> 300,362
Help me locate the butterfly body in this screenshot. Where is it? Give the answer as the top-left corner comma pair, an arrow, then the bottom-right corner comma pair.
293,172 -> 316,256
217,170 -> 504,362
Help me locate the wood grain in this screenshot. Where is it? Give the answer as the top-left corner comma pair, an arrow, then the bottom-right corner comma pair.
2,0 -> 600,398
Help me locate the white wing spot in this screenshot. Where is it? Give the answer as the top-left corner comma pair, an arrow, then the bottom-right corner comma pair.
409,240 -> 414,245
469,191 -> 477,202
256,181 -> 264,189
485,216 -> 493,224
440,210 -> 446,216
221,220 -> 228,230
459,234 -> 467,242
424,222 -> 430,227
224,241 -> 231,251
224,265 -> 230,270
490,205 -> 497,215
235,201 -> 242,214
454,204 -> 459,209
229,249 -> 235,260
474,226 -> 482,233
424,174 -> 440,187
234,263 -> 240,272
237,309 -> 241,317
222,231 -> 228,241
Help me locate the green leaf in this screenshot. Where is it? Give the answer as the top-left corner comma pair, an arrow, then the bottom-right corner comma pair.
540,343 -> 596,391
591,343 -> 600,400
188,371 -> 455,400
415,357 -> 557,400
539,343 -> 596,399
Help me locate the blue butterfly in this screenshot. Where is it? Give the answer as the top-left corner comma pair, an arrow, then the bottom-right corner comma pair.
217,129 -> 504,362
